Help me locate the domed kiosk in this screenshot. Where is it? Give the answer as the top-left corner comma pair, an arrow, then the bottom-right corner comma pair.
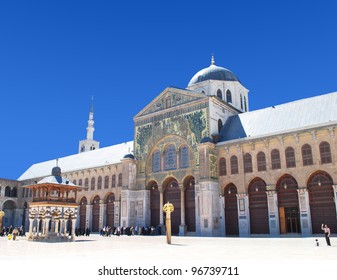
24,163 -> 82,242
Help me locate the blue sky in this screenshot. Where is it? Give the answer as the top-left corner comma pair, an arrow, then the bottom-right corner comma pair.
1,0 -> 337,179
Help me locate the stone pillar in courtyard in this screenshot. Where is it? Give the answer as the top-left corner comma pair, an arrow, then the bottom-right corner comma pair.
266,185 -> 279,236
236,193 -> 250,236
297,187 -> 312,236
179,184 -> 187,236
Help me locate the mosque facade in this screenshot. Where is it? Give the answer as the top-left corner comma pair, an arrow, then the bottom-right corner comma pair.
1,57 -> 337,237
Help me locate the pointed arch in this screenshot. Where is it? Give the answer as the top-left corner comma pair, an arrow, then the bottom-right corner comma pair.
307,171 -> 336,233
217,89 -> 223,99
105,193 -> 115,228
79,197 -> 87,230
148,181 -> 160,227
224,183 -> 239,236
276,175 -> 300,234
92,195 -> 100,232
163,177 -> 180,235
183,176 -> 195,232
248,178 -> 269,234
226,89 -> 232,103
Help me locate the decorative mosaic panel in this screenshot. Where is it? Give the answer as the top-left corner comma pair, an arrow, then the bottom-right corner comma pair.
135,103 -> 209,174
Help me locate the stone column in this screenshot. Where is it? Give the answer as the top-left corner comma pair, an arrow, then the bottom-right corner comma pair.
179,185 -> 186,236
61,219 -> 67,235
237,193 -> 250,236
28,218 -> 34,239
100,202 -> 106,229
55,219 -> 59,234
87,205 -> 93,231
71,219 -> 76,240
219,194 -> 225,236
159,187 -> 165,234
266,187 -> 279,236
41,219 -> 45,235
114,201 -> 120,227
297,187 -> 311,236
44,218 -> 50,238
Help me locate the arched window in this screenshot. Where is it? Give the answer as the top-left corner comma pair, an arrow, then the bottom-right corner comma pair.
285,147 -> 296,168
243,153 -> 253,173
118,173 -> 122,187
226,90 -> 232,103
104,176 -> 109,189
11,187 -> 17,197
244,96 -> 247,111
218,119 -> 223,133
78,179 -> 83,186
165,144 -> 177,170
302,144 -> 313,166
73,179 -> 77,185
97,176 -> 102,190
230,155 -> 238,174
111,175 -> 116,188
219,158 -> 227,176
217,89 -> 223,99
257,152 -> 266,171
84,178 -> 89,189
180,145 -> 189,168
320,141 -> 332,164
152,150 -> 161,172
271,149 -> 281,169
5,186 -> 11,197
240,94 -> 243,109
91,177 -> 96,190
165,97 -> 171,109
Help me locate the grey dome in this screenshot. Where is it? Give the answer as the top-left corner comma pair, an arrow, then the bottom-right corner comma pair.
123,153 -> 135,159
51,166 -> 61,176
188,64 -> 240,87
200,137 -> 213,143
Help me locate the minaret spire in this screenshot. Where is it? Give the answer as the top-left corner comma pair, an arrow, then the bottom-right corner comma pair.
78,97 -> 100,153
87,96 -> 95,140
211,54 -> 215,65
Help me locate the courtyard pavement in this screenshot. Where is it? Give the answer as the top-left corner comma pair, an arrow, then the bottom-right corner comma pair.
1,234 -> 336,279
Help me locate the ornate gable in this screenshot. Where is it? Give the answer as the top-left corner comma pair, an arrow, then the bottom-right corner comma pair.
134,87 -> 207,118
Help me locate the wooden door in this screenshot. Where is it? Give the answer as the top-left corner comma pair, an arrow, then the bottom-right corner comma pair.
164,185 -> 181,235
185,184 -> 196,232
279,207 -> 286,234
225,191 -> 239,236
150,188 -> 160,226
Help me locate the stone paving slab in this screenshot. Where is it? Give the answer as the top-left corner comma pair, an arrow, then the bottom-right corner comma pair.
1,235 -> 336,279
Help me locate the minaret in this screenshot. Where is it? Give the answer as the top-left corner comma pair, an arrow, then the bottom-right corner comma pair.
78,97 -> 100,153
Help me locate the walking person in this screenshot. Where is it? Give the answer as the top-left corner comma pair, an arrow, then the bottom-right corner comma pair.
321,224 -> 331,246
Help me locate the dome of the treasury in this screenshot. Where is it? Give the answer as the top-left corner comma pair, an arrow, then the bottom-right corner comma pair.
187,56 -> 240,87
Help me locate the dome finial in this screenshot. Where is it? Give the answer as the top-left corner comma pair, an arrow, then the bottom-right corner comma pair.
211,54 -> 215,65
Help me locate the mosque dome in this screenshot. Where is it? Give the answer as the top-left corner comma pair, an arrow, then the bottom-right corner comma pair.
187,56 -> 240,87
200,137 -> 213,143
51,166 -> 61,176
123,153 -> 135,159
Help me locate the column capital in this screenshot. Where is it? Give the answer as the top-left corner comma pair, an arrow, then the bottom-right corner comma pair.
236,193 -> 247,199
266,190 -> 276,196
297,187 -> 308,195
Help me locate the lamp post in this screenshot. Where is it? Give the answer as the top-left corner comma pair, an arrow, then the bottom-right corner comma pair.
0,211 -> 5,235
163,202 -> 174,244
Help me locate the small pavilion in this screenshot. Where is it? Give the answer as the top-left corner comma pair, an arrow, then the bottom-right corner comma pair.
24,164 -> 82,242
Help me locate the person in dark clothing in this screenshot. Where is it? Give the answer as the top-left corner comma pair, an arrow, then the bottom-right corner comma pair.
321,224 -> 331,246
